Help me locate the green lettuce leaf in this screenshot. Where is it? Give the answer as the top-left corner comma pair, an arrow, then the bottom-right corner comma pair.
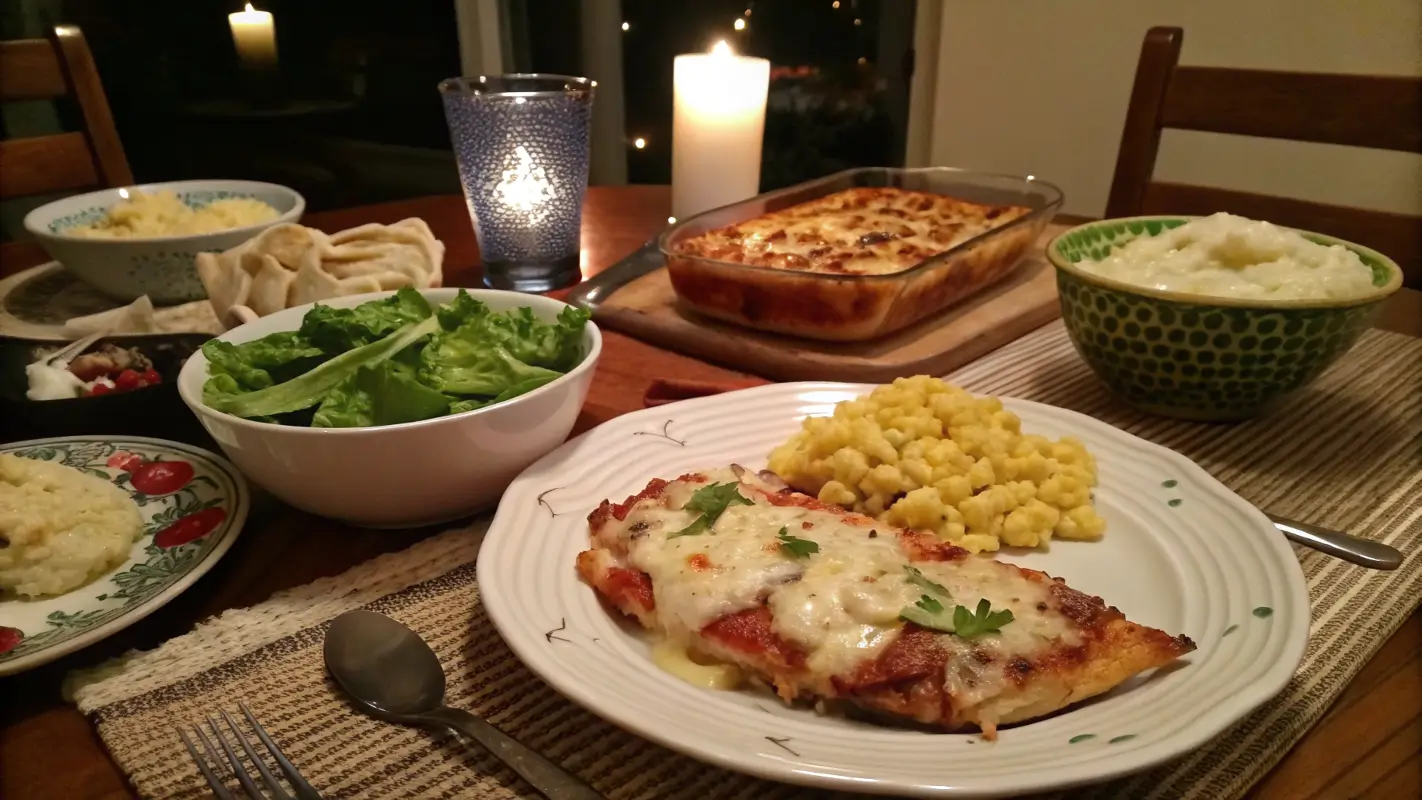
418,340 -> 560,397
312,361 -> 451,428
443,305 -> 589,372
435,289 -> 491,331
299,287 -> 433,352
201,332 -> 326,393
209,315 -> 441,419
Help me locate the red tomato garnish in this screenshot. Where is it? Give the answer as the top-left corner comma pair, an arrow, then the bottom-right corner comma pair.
140,368 -> 162,385
88,383 -> 113,396
130,460 -> 194,496
0,626 -> 22,655
107,451 -> 144,471
154,507 -> 226,549
114,369 -> 142,391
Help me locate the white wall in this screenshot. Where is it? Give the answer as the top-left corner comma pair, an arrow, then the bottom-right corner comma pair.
926,0 -> 1422,217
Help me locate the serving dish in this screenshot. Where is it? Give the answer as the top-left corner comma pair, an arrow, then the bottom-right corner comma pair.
478,382 -> 1309,797
176,288 -> 602,528
0,435 -> 248,676
23,180 -> 305,304
0,333 -> 212,443
1048,216 -> 1404,421
659,168 -> 1063,342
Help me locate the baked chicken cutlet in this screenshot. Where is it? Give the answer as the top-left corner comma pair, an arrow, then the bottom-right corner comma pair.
577,467 -> 1195,738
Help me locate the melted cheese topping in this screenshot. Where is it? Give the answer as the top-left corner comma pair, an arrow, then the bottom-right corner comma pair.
605,469 -> 1081,697
673,187 -> 1031,276
651,640 -> 743,690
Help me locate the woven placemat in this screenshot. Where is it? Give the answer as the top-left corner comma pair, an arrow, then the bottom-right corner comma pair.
69,322 -> 1422,800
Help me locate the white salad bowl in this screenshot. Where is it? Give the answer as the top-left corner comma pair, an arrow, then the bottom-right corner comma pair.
23,179 -> 304,304
176,288 -> 601,528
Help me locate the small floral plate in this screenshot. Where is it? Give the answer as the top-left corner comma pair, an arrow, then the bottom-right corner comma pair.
0,435 -> 248,676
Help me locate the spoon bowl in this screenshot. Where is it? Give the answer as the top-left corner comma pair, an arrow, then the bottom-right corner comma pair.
324,610 -> 448,718
323,609 -> 603,799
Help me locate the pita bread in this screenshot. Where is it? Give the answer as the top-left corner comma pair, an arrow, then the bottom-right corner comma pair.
196,218 -> 445,329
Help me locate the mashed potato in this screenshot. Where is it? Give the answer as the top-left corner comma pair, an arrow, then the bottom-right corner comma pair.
64,189 -> 278,239
1076,212 -> 1375,301
768,376 -> 1104,553
0,454 -> 142,597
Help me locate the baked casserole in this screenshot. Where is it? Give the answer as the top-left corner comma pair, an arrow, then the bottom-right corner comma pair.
661,174 -> 1060,342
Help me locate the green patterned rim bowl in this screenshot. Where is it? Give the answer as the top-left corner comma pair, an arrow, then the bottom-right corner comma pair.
22,179 -> 304,305
1047,216 -> 1403,422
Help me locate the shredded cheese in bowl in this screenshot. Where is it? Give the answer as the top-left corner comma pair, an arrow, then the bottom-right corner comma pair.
64,190 -> 279,239
1075,212 -> 1375,301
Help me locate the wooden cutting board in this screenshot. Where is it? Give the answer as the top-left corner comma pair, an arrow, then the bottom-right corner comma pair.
590,223 -> 1067,382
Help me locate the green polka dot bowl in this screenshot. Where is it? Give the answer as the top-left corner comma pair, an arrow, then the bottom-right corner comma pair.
1047,216 -> 1403,421
23,180 -> 304,305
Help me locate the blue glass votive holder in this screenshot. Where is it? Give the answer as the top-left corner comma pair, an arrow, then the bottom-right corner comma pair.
439,74 -> 595,292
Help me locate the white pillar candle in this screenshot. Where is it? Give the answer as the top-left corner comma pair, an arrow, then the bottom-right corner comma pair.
228,3 -> 278,70
672,41 -> 770,220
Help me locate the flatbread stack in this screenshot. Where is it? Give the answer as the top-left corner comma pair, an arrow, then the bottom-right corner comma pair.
196,218 -> 444,328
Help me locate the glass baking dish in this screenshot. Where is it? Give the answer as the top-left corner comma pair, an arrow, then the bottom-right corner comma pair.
657,167 -> 1064,341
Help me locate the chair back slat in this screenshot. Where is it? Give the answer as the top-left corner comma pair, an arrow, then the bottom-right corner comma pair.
0,133 -> 102,200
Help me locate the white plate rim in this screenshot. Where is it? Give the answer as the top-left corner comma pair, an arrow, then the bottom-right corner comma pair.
0,434 -> 249,676
478,381 -> 1310,797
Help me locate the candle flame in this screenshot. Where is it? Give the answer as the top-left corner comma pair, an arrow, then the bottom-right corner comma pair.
245,2 -> 255,11
493,145 -> 556,222
711,40 -> 732,56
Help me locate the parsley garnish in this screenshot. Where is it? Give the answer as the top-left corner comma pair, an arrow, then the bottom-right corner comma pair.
667,515 -> 710,538
776,527 -> 819,558
897,565 -> 1013,638
904,565 -> 952,599
952,598 -> 1015,638
669,481 -> 752,537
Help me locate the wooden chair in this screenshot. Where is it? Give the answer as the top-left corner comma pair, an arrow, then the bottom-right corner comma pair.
1105,26 -> 1422,289
0,24 -> 133,201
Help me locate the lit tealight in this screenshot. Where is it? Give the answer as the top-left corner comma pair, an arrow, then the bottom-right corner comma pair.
633,137 -> 646,149
621,21 -> 629,31
734,18 -> 746,31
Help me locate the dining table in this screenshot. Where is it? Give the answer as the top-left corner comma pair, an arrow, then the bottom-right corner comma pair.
0,185 -> 1418,800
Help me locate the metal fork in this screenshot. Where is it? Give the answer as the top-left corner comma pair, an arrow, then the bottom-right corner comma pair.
177,701 -> 324,800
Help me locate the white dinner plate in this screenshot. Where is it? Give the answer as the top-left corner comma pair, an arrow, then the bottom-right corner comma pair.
478,383 -> 1308,797
0,436 -> 248,676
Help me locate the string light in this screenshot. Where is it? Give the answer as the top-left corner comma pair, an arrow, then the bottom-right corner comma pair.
832,1 -> 840,7
668,216 -> 677,224
857,57 -> 867,65
743,8 -> 752,16
734,18 -> 745,31
633,137 -> 646,149
621,21 -> 629,31
853,17 -> 862,26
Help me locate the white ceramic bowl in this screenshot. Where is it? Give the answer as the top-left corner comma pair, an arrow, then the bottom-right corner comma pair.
176,288 -> 601,528
24,179 -> 304,304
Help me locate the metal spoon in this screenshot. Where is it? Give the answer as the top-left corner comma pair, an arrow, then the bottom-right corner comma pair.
1269,514 -> 1402,571
323,610 -> 603,800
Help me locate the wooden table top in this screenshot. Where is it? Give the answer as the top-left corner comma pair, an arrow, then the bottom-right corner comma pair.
0,186 -> 1417,800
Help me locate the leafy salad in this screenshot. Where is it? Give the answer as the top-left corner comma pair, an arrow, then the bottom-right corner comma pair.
200,288 -> 589,428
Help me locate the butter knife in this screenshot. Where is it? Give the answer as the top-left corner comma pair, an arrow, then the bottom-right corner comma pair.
1269,514 -> 1401,570
565,238 -> 665,311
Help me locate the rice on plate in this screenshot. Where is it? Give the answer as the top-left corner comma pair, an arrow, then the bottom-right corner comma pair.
0,454 -> 143,597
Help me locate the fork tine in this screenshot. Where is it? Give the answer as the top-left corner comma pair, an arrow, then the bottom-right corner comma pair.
177,727 -> 238,800
203,715 -> 266,800
239,701 -> 324,800
221,710 -> 294,800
